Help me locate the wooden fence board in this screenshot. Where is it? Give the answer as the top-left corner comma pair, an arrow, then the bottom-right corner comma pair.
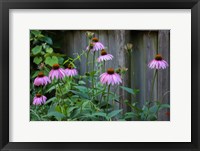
158,30 -> 170,121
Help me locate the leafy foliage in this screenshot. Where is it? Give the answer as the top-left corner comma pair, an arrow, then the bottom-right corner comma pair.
30,30 -> 170,121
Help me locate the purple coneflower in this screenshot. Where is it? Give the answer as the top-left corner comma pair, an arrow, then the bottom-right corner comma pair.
97,49 -> 113,62
33,94 -> 47,105
49,64 -> 66,80
65,64 -> 78,77
148,54 -> 169,69
86,37 -> 104,52
34,72 -> 51,86
100,68 -> 122,85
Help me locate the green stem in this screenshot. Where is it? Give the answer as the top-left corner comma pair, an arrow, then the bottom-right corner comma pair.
99,85 -> 106,106
58,80 -> 64,103
72,51 -> 85,63
40,85 -> 43,94
150,69 -> 158,103
92,51 -> 96,99
106,84 -> 111,114
86,50 -> 90,73
86,41 -> 91,97
86,39 -> 91,73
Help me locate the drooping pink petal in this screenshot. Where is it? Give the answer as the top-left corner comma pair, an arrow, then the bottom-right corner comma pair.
148,59 -> 168,70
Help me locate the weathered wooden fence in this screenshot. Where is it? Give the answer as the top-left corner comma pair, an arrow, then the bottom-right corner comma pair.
61,30 -> 170,121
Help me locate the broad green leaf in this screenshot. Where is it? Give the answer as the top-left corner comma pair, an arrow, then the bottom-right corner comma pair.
58,57 -> 64,64
90,71 -> 96,76
45,85 -> 56,93
52,53 -> 66,57
147,114 -> 157,121
46,47 -> 53,53
45,56 -> 58,66
30,109 -> 41,121
67,107 -> 77,114
69,90 -> 89,99
45,52 -> 66,58
124,112 -> 136,119
33,56 -> 42,65
31,30 -> 41,36
74,86 -> 88,93
40,36 -> 53,45
31,71 -> 39,78
81,101 -> 90,109
108,109 -> 122,118
47,111 -> 65,121
159,104 -> 170,110
45,97 -> 56,105
120,86 -> 135,95
78,80 -> 86,85
149,105 -> 158,113
92,112 -> 107,117
47,104 -> 57,113
32,45 -> 42,55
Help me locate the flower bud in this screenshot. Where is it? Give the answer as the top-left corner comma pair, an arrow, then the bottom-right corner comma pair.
86,31 -> 94,39
124,43 -> 133,54
116,67 -> 128,74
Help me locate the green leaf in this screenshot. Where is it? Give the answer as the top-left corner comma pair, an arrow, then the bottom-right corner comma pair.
45,52 -> 66,58
108,109 -> 122,118
58,57 -> 64,64
92,112 -> 107,117
74,86 -> 88,93
46,47 -> 53,53
45,97 -> 56,105
125,100 -> 142,112
120,86 -> 135,95
33,56 -> 42,65
124,112 -> 136,119
41,36 -> 53,45
78,80 -> 86,85
147,114 -> 157,121
45,85 -> 56,93
69,90 -> 89,99
31,71 -> 39,78
45,56 -> 58,66
47,111 -> 65,121
67,107 -> 77,114
149,105 -> 158,113
32,45 -> 42,55
81,101 -> 90,109
31,30 -> 41,36
159,104 -> 170,110
90,71 -> 97,76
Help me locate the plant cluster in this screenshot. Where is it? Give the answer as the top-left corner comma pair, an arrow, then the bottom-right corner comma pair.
30,30 -> 170,121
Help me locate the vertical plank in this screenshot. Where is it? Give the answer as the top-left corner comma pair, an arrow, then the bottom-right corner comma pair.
145,31 -> 158,104
131,31 -> 158,107
79,30 -> 87,75
114,30 -> 129,112
124,30 -> 132,112
158,30 -> 170,121
131,31 -> 143,106
63,30 -> 74,59
73,31 -> 82,73
99,30 -> 109,70
108,30 -> 120,110
73,30 -> 87,75
108,30 -> 117,69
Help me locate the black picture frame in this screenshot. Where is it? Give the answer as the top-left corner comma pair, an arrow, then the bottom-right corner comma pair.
0,0 -> 199,150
